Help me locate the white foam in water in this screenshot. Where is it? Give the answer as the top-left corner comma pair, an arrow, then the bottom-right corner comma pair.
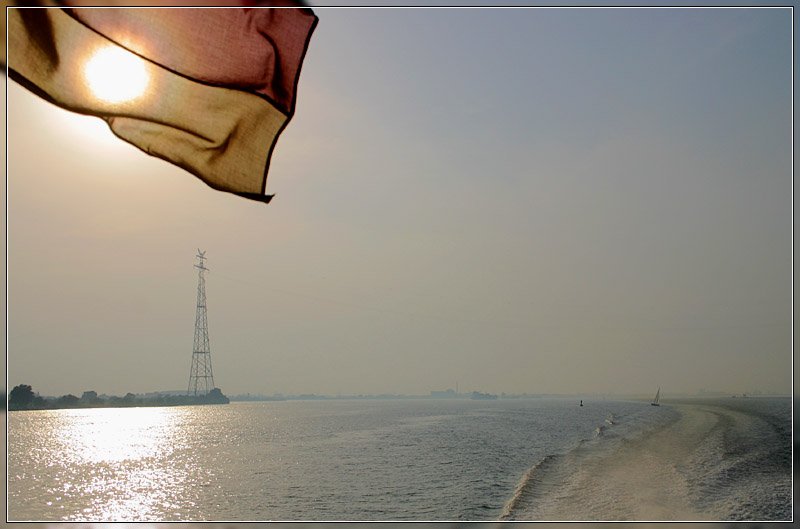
501,397 -> 791,521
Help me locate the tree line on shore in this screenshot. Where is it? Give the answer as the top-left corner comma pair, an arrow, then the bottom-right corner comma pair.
7,384 -> 228,410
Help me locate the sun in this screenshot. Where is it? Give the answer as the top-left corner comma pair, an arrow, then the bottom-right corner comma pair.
84,46 -> 150,104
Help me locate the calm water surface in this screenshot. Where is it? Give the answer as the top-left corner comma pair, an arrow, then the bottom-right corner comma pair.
9,398 -> 647,520
7,397 -> 789,521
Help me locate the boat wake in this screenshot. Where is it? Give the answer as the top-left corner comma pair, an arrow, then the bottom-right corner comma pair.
498,398 -> 791,521
498,453 -> 563,519
499,411 -> 634,520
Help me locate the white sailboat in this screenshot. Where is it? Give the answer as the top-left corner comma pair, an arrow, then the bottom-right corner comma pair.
651,387 -> 661,406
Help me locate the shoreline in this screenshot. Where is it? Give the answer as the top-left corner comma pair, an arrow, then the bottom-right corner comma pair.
8,392 -> 230,411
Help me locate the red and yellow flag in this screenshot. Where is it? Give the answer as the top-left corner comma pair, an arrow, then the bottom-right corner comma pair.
7,3 -> 317,202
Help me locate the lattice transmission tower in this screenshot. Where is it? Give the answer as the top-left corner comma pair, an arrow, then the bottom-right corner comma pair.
188,249 -> 215,395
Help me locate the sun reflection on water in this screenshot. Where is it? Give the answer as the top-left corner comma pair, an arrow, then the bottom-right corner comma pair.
9,406 -> 210,520
55,407 -> 178,464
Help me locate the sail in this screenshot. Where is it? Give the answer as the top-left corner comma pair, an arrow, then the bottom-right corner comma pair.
652,387 -> 661,406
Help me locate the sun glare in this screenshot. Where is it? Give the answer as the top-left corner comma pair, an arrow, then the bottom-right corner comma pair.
84,46 -> 149,104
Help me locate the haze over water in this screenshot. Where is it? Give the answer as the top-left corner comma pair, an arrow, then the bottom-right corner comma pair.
6,7 -> 792,399
4,5 -> 792,524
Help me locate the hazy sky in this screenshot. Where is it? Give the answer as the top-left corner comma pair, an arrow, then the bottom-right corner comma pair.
5,6 -> 793,397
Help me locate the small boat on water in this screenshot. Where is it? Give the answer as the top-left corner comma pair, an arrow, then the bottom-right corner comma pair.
651,387 -> 661,406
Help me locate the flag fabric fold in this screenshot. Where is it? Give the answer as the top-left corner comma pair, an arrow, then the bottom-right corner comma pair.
8,4 -> 317,202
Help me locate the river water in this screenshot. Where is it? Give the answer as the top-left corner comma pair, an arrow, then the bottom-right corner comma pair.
6,397 -> 790,521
